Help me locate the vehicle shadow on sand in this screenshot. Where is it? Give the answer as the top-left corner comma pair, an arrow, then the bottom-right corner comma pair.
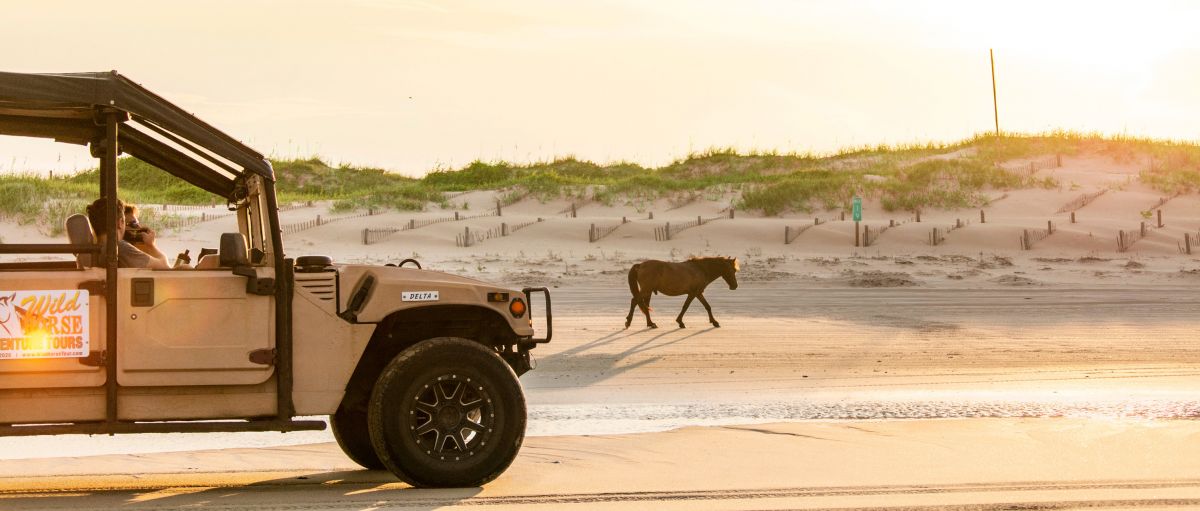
31,470 -> 486,510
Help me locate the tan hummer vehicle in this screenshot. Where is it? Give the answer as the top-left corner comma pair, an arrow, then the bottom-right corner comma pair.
0,71 -> 551,487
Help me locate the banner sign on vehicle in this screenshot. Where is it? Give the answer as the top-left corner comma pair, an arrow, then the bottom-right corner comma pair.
0,290 -> 90,360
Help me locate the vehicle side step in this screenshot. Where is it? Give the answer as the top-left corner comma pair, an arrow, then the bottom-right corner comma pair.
0,419 -> 327,437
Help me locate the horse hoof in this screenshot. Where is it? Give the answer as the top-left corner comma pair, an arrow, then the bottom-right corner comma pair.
712,322 -> 721,328
677,323 -> 686,329
647,323 -> 658,329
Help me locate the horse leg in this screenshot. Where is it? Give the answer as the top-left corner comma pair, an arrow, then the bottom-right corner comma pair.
697,294 -> 719,327
676,294 -> 695,328
625,297 -> 638,329
640,293 -> 657,329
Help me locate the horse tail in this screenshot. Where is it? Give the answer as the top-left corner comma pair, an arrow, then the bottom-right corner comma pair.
627,263 -> 641,298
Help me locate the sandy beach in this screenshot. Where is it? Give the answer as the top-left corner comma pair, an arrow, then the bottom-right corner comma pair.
2,150 -> 1199,508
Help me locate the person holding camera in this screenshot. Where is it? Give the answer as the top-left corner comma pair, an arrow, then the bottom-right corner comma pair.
85,199 -> 171,269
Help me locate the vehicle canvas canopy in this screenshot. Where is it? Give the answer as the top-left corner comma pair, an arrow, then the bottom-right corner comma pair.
0,70 -> 273,197
0,70 -> 316,436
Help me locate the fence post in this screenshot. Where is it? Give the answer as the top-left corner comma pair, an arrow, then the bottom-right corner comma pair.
502,223 -> 509,236
1048,220 -> 1053,234
455,211 -> 460,220
571,203 -> 577,218
201,212 -> 206,222
729,208 -> 735,219
1071,211 -> 1076,223
980,210 -> 985,223
464,226 -> 471,247
854,221 -> 860,247
622,216 -> 627,224
649,212 -> 654,220
496,200 -> 502,217
697,215 -> 702,226
784,226 -> 790,245
590,224 -> 596,243
1118,231 -> 1126,252
362,228 -> 368,245
915,210 -> 921,223
956,218 -> 963,229
840,211 -> 845,221
316,215 -> 322,226
1140,221 -> 1147,238
1023,230 -> 1031,250
408,219 -> 415,229
889,219 -> 895,227
1186,233 -> 1193,255
1158,209 -> 1163,228
1056,153 -> 1062,167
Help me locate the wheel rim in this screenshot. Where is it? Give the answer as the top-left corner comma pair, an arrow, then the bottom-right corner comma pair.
408,374 -> 494,461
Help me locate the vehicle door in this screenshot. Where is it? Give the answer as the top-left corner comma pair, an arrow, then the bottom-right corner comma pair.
116,195 -> 276,387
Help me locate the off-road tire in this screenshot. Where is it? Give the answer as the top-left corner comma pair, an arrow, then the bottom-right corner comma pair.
367,337 -> 526,487
331,405 -> 385,470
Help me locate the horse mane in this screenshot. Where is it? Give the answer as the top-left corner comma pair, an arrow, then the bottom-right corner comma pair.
687,256 -> 739,273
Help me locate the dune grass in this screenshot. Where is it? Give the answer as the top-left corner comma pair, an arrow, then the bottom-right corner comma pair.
2,132 -> 1197,234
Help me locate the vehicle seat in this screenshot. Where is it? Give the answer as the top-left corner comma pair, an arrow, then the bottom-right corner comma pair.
65,214 -> 96,268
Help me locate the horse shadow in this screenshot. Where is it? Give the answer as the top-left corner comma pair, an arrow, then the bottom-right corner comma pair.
533,325 -> 717,388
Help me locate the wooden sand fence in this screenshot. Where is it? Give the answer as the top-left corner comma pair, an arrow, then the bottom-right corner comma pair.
361,209 -> 504,245
407,212 -> 462,230
455,224 -> 505,247
557,200 -> 588,218
1057,189 -> 1107,214
1116,222 -> 1153,252
149,209 -> 237,232
862,224 -> 889,247
157,202 -> 220,212
362,227 -> 401,245
589,217 -> 630,242
282,209 -> 377,236
1014,154 -> 1063,175
507,217 -> 544,235
1019,221 -> 1057,250
926,218 -> 971,247
654,211 -> 732,241
784,217 -> 835,244
1180,230 -> 1199,255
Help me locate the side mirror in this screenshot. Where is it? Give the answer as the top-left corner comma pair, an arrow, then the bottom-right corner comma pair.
219,233 -> 249,267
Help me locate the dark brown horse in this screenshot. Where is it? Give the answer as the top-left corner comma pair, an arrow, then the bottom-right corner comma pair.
625,257 -> 740,329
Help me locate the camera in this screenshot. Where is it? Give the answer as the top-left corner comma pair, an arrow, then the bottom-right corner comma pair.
124,227 -> 147,243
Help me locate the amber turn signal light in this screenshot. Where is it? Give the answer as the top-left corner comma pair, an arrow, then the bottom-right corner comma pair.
487,292 -> 509,302
509,298 -> 526,318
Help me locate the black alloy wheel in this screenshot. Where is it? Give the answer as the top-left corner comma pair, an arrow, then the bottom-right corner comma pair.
368,337 -> 526,487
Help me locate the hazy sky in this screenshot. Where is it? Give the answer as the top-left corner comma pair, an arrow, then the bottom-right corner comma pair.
3,0 -> 1199,176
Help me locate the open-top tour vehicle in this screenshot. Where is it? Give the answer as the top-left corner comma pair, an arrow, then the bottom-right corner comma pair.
0,71 -> 551,487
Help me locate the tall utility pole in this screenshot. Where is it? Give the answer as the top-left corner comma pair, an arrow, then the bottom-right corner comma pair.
990,48 -> 1000,137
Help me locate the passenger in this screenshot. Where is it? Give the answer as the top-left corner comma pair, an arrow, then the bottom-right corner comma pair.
85,198 -> 171,269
